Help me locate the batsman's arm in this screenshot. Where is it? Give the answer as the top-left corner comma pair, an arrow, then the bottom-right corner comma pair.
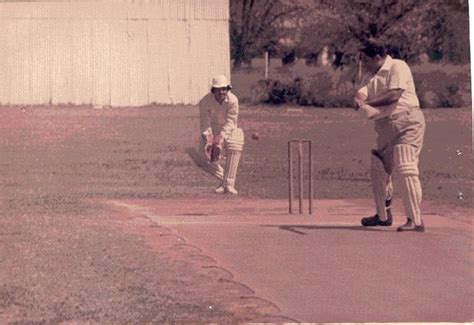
364,88 -> 404,107
201,123 -> 212,143
363,59 -> 412,107
354,91 -> 380,120
364,60 -> 407,107
219,98 -> 239,140
198,97 -> 213,141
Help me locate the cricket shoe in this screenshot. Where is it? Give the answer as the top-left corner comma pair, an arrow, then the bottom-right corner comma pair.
225,185 -> 238,195
397,219 -> 425,232
361,209 -> 393,227
361,198 -> 393,227
214,185 -> 225,194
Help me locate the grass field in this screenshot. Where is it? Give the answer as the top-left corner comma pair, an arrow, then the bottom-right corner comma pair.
239,105 -> 472,208
0,104 -> 472,322
0,104 -> 471,215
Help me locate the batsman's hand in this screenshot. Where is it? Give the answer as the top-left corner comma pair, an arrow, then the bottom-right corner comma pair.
201,128 -> 212,142
353,92 -> 368,110
354,98 -> 363,110
359,103 -> 380,120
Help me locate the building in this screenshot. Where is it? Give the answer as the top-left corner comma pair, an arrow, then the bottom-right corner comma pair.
0,0 -> 230,106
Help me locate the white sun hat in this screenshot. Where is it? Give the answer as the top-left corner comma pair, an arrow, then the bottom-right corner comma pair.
211,75 -> 232,89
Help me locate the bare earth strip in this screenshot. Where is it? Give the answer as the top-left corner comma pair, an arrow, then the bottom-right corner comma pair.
108,197 -> 473,322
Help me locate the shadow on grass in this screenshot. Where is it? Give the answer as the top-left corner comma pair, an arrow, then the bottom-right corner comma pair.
185,146 -> 224,181
262,224 -> 387,235
185,146 -> 206,168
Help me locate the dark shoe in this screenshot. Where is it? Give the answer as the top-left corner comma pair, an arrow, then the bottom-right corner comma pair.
361,198 -> 393,226
361,213 -> 393,227
397,219 -> 425,232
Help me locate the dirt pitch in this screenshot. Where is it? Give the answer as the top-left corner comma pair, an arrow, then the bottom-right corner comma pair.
0,104 -> 472,323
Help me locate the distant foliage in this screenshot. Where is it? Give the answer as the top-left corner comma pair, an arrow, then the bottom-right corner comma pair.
258,78 -> 354,108
243,61 -> 471,108
231,0 -> 470,67
299,0 -> 469,65
249,64 -> 356,107
412,63 -> 471,108
230,0 -> 304,69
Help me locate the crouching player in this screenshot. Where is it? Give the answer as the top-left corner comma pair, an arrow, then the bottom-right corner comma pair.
198,75 -> 244,195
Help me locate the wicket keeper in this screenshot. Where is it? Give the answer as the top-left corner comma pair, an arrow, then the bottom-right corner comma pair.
198,75 -> 244,195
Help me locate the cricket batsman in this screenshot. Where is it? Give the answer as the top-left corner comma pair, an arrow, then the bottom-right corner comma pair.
354,39 -> 426,232
198,75 -> 244,195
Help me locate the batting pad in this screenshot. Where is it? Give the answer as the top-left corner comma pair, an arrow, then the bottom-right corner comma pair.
226,128 -> 244,151
224,128 -> 244,187
370,153 -> 393,220
394,144 -> 422,224
394,144 -> 420,176
224,150 -> 241,187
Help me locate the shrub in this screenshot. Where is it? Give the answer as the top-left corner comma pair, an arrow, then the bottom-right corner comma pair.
253,75 -> 354,107
281,51 -> 297,66
250,64 -> 356,107
265,79 -> 299,105
236,59 -> 471,108
439,85 -> 463,108
412,63 -> 470,108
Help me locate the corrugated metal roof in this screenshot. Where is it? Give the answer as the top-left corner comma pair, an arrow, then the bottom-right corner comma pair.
0,0 -> 229,20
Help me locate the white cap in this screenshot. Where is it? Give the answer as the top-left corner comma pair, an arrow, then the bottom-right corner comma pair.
211,75 -> 231,89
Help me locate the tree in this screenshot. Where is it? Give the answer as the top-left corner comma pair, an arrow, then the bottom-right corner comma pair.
424,0 -> 470,63
295,0 -> 464,66
230,0 -> 304,69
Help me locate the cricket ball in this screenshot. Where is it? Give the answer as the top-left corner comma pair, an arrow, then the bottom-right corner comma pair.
252,132 -> 260,140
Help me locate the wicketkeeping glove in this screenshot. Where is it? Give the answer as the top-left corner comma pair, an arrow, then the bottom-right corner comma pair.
205,135 -> 223,162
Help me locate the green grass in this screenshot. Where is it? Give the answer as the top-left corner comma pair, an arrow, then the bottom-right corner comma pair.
239,105 -> 472,209
0,105 -> 470,211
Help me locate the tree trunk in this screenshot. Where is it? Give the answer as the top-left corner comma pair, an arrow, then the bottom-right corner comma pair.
233,57 -> 244,70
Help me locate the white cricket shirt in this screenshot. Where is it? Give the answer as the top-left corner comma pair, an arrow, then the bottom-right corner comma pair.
358,55 -> 420,120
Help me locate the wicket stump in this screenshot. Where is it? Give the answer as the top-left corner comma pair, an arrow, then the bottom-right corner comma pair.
288,140 -> 313,214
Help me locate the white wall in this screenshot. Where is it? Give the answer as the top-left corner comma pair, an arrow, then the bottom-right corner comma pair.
0,0 -> 230,106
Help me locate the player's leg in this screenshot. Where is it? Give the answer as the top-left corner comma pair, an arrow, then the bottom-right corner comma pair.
394,144 -> 424,232
394,110 -> 426,232
361,150 -> 394,226
223,128 -> 244,195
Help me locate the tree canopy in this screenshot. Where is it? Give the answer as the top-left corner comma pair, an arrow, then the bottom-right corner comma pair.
230,0 -> 305,69
230,0 -> 470,67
